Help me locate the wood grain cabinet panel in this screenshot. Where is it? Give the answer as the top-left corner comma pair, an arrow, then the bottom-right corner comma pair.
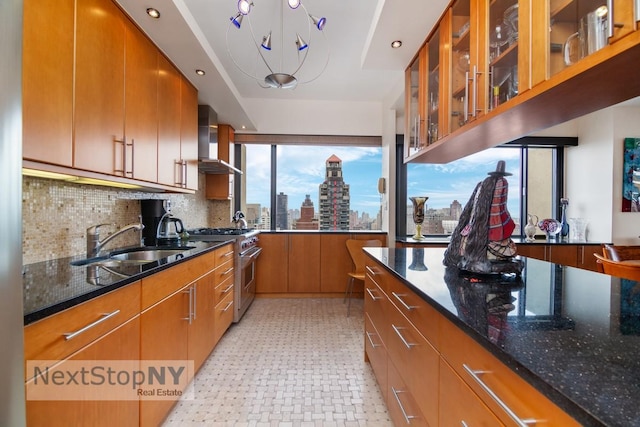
287,234 -> 321,293
26,316 -> 141,427
206,124 -> 235,199
180,78 -> 199,190
256,233 -> 289,294
157,54 -> 183,187
74,0 -> 126,175
124,20 -> 158,183
22,0 -> 74,166
387,359 -> 428,427
320,234 -> 352,293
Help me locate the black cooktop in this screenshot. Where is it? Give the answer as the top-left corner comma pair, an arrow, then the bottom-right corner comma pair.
188,228 -> 254,236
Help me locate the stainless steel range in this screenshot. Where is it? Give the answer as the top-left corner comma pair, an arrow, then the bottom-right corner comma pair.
187,228 -> 261,322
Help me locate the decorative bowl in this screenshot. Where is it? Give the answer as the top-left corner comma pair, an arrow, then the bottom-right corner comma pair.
537,218 -> 561,236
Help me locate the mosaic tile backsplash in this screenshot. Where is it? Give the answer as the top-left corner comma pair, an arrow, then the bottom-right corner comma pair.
23,174 -> 232,264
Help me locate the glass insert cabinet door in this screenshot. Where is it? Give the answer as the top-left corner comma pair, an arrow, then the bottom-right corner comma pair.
488,0 -> 520,111
427,27 -> 441,145
546,0 -> 636,80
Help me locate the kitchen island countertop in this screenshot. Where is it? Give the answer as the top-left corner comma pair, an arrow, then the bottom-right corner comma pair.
23,240 -> 232,325
365,246 -> 640,427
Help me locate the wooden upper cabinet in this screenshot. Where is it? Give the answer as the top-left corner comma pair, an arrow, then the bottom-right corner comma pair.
22,0 -> 74,166
74,0 -> 125,175
124,21 -> 158,183
180,78 -> 199,190
157,55 -> 182,187
206,124 -> 235,200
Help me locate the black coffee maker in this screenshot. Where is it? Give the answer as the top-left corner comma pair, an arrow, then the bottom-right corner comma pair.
140,199 -> 166,246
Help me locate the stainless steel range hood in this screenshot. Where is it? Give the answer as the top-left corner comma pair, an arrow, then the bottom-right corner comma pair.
198,105 -> 242,175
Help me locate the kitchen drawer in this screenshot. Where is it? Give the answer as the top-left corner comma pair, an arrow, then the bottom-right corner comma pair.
214,258 -> 234,287
214,274 -> 234,306
213,291 -> 234,343
439,317 -> 580,427
213,243 -> 234,267
24,281 -> 140,380
439,358 -> 504,427
364,313 -> 387,403
387,359 -> 428,427
387,279 -> 440,347
364,275 -> 387,345
141,250 -> 216,309
365,263 -> 390,295
386,299 -> 439,427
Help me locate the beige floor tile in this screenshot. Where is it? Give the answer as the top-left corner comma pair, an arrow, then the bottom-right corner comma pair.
162,298 -> 392,427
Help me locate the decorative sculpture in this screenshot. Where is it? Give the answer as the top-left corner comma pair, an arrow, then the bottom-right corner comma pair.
443,160 -> 523,275
409,196 -> 428,240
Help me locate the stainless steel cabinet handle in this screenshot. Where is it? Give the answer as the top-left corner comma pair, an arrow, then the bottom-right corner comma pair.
365,287 -> 381,301
392,292 -> 417,311
462,364 -> 539,426
365,266 -> 379,276
222,300 -> 233,312
181,160 -> 187,188
128,139 -> 134,177
365,331 -> 381,348
222,267 -> 234,276
174,160 -> 182,187
192,284 -> 197,320
63,310 -> 120,340
114,138 -> 125,175
223,250 -> 234,258
392,324 -> 417,349
391,387 -> 416,424
461,421 -> 469,427
222,283 -> 234,294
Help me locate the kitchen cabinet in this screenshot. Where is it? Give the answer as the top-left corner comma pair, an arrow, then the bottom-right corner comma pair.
516,242 -> 601,271
24,281 -> 141,426
206,124 -> 235,199
405,0 -> 640,164
180,78 -> 199,191
26,316 -> 141,427
288,234 -> 321,293
364,253 -> 581,426
157,54 -> 183,187
22,0 -> 74,167
187,270 -> 218,371
404,46 -> 427,158
74,0 -> 126,176
257,233 -> 386,295
124,21 -> 159,183
22,0 -> 198,192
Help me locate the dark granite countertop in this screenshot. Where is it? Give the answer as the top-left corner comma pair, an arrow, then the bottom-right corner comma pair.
396,235 -> 605,245
23,240 -> 233,325
364,247 -> 640,427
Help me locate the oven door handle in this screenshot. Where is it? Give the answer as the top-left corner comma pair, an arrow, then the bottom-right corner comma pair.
241,246 -> 262,260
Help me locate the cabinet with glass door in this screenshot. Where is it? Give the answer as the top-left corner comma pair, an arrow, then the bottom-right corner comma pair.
404,46 -> 427,159
535,0 -> 637,86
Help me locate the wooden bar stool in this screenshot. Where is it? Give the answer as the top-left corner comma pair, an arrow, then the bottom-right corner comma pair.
344,239 -> 383,316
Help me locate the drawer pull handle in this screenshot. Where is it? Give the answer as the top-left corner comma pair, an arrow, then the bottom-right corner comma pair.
182,287 -> 194,324
391,387 -> 417,424
392,292 -> 417,311
463,364 -> 539,426
392,324 -> 417,349
365,287 -> 381,301
222,251 -> 234,258
222,283 -> 234,293
222,301 -> 233,312
63,310 -> 120,341
365,265 -> 379,276
365,331 -> 381,348
222,267 -> 234,276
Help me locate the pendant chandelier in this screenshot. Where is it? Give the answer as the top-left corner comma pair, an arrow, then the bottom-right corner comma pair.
226,0 -> 328,89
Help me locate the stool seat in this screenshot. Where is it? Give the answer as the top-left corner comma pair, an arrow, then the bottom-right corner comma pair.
344,239 -> 382,316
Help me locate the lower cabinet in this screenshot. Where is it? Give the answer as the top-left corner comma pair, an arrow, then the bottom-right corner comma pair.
25,316 -> 141,427
364,256 -> 581,427
516,243 -> 601,272
25,244 -> 236,427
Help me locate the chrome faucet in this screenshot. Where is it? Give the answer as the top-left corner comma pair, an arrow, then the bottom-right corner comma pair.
86,219 -> 144,258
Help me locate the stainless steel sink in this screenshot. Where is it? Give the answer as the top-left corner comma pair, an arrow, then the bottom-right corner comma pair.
109,248 -> 192,262
70,246 -> 195,267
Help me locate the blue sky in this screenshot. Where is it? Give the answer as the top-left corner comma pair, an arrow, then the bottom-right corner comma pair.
245,145 -> 521,219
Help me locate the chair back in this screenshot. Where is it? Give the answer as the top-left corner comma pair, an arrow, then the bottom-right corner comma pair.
593,253 -> 640,281
346,239 -> 383,275
601,244 -> 640,262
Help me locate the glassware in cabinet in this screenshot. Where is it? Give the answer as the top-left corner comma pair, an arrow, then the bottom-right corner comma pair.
488,0 -> 520,111
404,46 -> 427,159
449,0 -> 471,133
427,27 -> 441,145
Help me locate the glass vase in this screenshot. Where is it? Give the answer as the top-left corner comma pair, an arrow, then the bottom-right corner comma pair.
410,196 -> 428,240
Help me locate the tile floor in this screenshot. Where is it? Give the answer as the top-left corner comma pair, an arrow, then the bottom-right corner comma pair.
163,298 -> 392,427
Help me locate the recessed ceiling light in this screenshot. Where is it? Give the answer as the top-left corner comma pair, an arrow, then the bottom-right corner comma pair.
195,69 -> 206,76
391,40 -> 402,49
146,8 -> 160,19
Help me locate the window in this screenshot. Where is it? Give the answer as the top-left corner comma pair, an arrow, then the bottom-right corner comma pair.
243,143 -> 383,231
401,144 -> 564,237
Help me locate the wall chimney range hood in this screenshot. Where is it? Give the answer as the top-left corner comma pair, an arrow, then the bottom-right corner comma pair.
198,105 -> 242,175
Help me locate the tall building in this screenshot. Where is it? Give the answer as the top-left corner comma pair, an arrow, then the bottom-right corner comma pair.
276,192 -> 288,230
319,154 -> 350,230
245,203 -> 261,228
295,195 -> 319,230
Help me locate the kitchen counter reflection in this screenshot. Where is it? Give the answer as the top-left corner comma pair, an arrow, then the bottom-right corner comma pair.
23,241 -> 230,325
365,247 -> 640,427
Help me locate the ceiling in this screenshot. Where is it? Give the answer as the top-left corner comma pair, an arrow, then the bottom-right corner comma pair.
115,0 -> 450,133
